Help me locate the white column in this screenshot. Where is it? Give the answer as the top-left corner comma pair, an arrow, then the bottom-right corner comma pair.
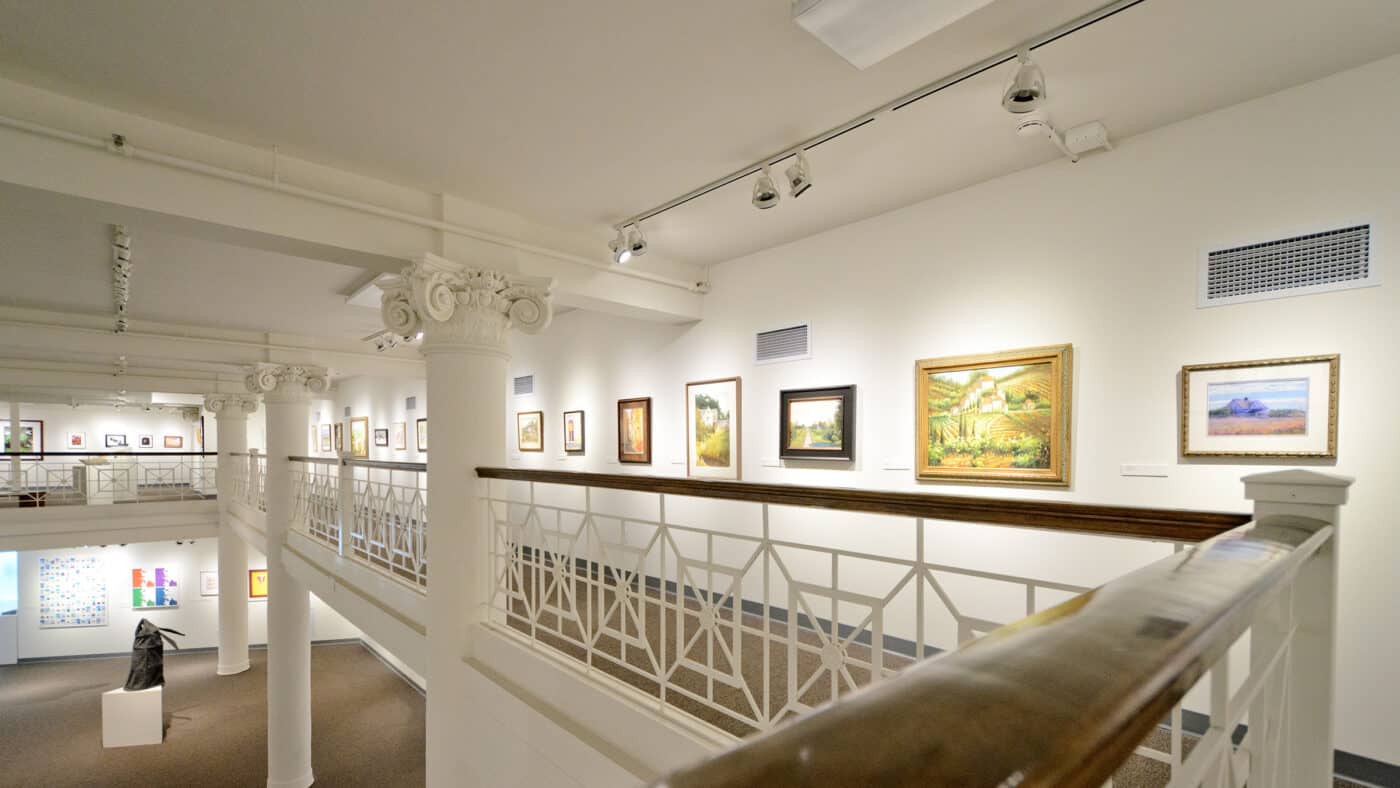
380,255 -> 552,787
245,364 -> 328,788
205,394 -> 259,676
1243,470 -> 1352,788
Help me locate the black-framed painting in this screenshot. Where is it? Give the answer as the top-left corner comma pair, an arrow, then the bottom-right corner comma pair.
562,410 -> 585,453
138,435 -> 154,449
780,386 -> 855,461
333,422 -> 343,453
3,419 -> 45,460
374,428 -> 389,447
1181,354 -> 1339,458
617,397 -> 651,464
416,418 -> 427,453
105,433 -> 128,448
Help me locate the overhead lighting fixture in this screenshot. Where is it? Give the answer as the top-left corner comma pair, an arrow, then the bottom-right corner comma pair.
1001,51 -> 1046,114
752,166 -> 780,210
793,0 -> 997,70
626,223 -> 648,258
609,226 -> 632,264
785,150 -> 813,198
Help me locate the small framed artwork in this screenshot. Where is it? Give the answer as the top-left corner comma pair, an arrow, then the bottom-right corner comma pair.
686,377 -> 742,480
1181,354 -> 1339,458
334,422 -> 343,453
164,435 -> 183,449
105,434 -> 128,448
517,411 -> 544,452
916,344 -> 1072,486
67,431 -> 87,450
562,410 -> 585,453
199,570 -> 219,597
416,418 -> 428,452
349,416 -> 369,459
392,421 -> 407,451
617,397 -> 652,464
374,428 -> 389,447
248,569 -> 269,600
3,419 -> 45,460
319,424 -> 332,452
138,435 -> 154,449
780,386 -> 855,461
196,416 -> 205,449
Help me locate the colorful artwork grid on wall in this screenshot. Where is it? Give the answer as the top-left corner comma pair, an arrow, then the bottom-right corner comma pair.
38,555 -> 108,628
131,567 -> 179,608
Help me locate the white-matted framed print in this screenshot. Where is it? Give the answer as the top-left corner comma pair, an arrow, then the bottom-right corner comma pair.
1181,355 -> 1339,458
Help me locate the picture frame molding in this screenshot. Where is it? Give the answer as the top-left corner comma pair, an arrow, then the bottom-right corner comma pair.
915,344 -> 1073,487
374,428 -> 390,447
779,385 -> 856,461
617,397 -> 652,464
1180,353 -> 1339,458
517,410 -> 544,452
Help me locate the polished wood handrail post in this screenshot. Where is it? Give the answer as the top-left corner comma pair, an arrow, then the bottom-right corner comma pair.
1244,470 -> 1352,788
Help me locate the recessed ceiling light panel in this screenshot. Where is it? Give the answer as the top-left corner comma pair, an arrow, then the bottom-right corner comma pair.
793,0 -> 998,70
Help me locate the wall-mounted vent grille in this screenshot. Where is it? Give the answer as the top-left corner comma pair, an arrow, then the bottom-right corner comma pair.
1201,224 -> 1375,307
513,375 -> 534,396
405,396 -> 416,411
756,323 -> 811,364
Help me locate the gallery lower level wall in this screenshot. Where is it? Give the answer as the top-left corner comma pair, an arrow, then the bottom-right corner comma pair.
506,54 -> 1400,764
14,539 -> 362,659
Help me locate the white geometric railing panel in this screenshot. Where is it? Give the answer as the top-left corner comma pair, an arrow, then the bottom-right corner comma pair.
250,455 -> 267,512
348,472 -> 428,589
290,462 -> 340,549
0,454 -> 217,507
484,479 -> 1093,738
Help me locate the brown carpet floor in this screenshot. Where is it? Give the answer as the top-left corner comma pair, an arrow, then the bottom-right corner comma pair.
0,642 -> 425,788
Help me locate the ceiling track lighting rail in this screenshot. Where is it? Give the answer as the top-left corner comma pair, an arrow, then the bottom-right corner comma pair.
610,0 -> 1147,232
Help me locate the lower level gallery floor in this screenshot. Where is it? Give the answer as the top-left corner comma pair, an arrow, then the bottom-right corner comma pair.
0,642 -> 425,787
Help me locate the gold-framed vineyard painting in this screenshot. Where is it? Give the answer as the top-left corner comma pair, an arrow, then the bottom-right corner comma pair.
1181,354 -> 1339,458
916,344 -> 1072,486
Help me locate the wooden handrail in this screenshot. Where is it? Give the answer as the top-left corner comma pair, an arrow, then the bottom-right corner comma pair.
286,456 -> 428,473
649,514 -> 1331,788
287,455 -> 341,467
474,467 -> 1250,542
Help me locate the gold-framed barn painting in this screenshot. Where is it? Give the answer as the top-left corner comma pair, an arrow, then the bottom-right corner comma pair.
916,344 -> 1072,486
1181,354 -> 1338,458
686,377 -> 741,480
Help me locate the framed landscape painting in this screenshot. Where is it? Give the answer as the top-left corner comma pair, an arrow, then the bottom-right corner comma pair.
1181,354 -> 1338,457
617,397 -> 651,464
164,435 -> 183,449
3,419 -> 44,459
562,410 -> 585,453
686,377 -> 741,480
517,411 -> 543,452
350,416 -> 369,458
916,344 -> 1072,486
780,386 -> 855,461
392,421 -> 407,450
417,418 -> 428,452
319,424 -> 332,452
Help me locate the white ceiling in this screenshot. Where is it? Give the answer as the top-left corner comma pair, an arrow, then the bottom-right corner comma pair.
1,1 -> 1397,268
0,183 -> 383,338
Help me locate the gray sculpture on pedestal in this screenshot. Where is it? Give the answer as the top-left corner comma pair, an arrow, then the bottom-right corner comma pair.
123,618 -> 185,691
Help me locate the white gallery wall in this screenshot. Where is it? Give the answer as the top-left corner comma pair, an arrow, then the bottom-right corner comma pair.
14,539 -> 362,659
328,377 -> 428,462
6,403 -> 210,452
506,54 -> 1400,764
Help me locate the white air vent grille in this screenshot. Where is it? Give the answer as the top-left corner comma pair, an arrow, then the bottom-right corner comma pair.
1202,224 -> 1374,307
756,323 -> 811,364
513,375 -> 534,396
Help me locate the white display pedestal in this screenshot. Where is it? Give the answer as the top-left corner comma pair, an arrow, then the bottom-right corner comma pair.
101,685 -> 163,747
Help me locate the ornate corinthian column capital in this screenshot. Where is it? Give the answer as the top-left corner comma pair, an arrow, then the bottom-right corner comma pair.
243,363 -> 330,403
204,393 -> 260,419
379,253 -> 553,354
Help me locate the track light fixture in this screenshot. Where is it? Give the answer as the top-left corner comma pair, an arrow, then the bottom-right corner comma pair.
752,166 -> 780,210
626,223 -> 647,258
610,226 -> 632,264
1001,51 -> 1046,114
785,150 -> 812,198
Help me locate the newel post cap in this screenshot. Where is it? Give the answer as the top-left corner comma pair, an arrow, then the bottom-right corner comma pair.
1243,469 -> 1353,507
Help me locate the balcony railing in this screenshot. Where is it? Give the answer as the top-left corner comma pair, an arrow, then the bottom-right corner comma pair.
474,468 -> 1254,745
228,452 -> 267,512
289,457 -> 427,590
0,452 -> 216,507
